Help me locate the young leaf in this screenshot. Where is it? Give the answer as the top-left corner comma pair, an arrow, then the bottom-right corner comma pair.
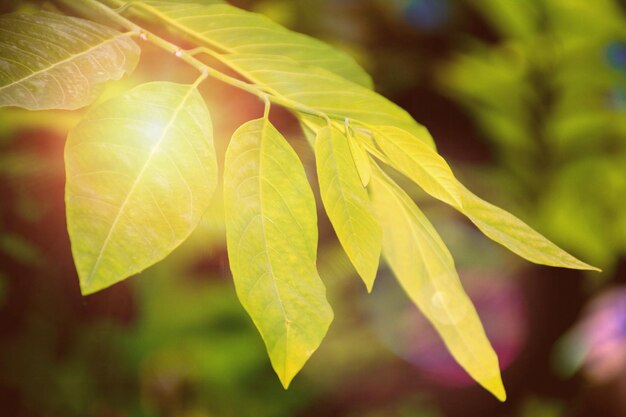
0,11 -> 139,110
372,125 -> 598,271
347,131 -> 372,187
315,126 -> 381,291
369,164 -> 507,401
223,117 -> 333,388
65,82 -> 217,295
122,0 -> 372,88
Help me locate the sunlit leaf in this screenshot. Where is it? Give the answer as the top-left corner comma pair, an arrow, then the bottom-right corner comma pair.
372,125 -> 462,207
0,11 -> 139,110
457,183 -> 600,270
115,1 -> 438,151
66,81 -> 217,295
372,125 -> 598,271
126,0 -> 372,87
223,117 -> 333,388
369,164 -> 506,401
315,126 -> 381,291
226,54 -> 435,148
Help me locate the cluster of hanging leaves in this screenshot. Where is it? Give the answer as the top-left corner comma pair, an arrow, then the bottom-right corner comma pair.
0,0 -> 599,399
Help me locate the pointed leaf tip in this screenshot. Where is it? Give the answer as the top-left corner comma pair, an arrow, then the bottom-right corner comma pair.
484,372 -> 507,402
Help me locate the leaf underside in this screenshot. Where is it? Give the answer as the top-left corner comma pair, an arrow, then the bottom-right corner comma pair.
66,81 -> 217,295
223,117 -> 333,388
315,126 -> 381,291
369,125 -> 598,271
369,164 -> 507,401
125,0 -> 372,88
117,1 -> 437,148
0,11 -> 139,110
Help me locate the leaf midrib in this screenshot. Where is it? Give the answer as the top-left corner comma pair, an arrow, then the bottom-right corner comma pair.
258,117 -> 290,378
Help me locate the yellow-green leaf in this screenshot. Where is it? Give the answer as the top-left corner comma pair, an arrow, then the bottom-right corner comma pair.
372,125 -> 462,207
226,54 -> 435,148
457,183 -> 600,270
66,82 -> 217,295
0,11 -> 139,110
223,117 -> 333,388
124,0 -> 372,88
372,125 -> 598,271
369,164 -> 506,401
113,0 -> 438,150
347,128 -> 371,187
315,126 -> 381,291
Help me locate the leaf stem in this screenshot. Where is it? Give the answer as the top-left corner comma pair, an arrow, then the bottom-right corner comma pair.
263,95 -> 271,120
51,0 -> 334,123
184,47 -> 332,122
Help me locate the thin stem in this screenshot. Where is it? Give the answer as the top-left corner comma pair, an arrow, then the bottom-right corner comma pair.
54,0 -> 335,123
186,47 -> 332,122
263,95 -> 271,120
191,70 -> 208,89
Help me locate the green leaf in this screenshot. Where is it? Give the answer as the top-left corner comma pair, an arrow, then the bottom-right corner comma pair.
372,125 -> 598,271
457,183 -> 600,271
0,11 -> 139,110
65,81 -> 217,295
223,117 -> 333,388
127,0 -> 372,88
372,125 -> 462,207
369,164 -> 506,401
315,126 -> 381,291
226,54 -> 434,148
115,1 -> 437,151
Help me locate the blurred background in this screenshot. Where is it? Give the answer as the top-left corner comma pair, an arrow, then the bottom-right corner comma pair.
1,0 -> 625,416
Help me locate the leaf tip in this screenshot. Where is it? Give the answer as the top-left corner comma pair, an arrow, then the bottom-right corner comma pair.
563,258 -> 602,273
495,388 -> 507,402
278,373 -> 293,390
585,265 -> 603,273
355,266 -> 377,294
77,263 -> 106,296
485,374 -> 507,402
78,280 -> 98,297
275,362 -> 297,390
